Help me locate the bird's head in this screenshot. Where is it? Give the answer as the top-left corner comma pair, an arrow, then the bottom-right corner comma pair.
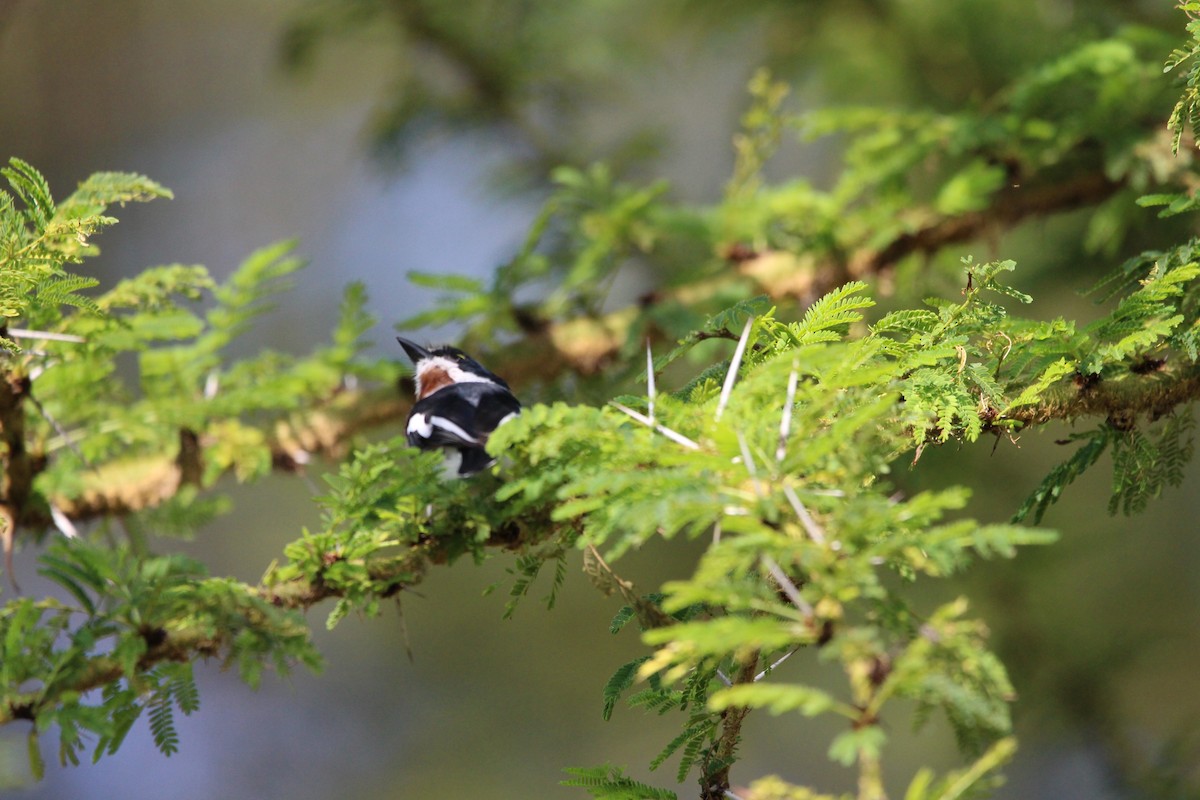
396,337 -> 511,400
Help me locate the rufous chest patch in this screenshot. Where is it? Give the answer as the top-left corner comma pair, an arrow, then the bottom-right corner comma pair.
417,365 -> 453,399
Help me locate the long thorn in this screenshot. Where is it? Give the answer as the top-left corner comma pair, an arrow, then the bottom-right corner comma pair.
28,393 -> 86,463
755,646 -> 801,681
715,317 -> 753,422
736,430 -> 762,497
763,555 -> 814,618
610,401 -> 700,450
782,485 -> 827,544
646,339 -> 656,427
49,504 -> 78,539
6,328 -> 86,343
777,363 -> 799,462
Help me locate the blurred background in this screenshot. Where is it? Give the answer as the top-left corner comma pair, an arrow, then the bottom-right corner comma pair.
1,1 -> 1197,798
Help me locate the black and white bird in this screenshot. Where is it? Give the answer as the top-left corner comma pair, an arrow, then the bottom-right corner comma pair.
396,337 -> 521,477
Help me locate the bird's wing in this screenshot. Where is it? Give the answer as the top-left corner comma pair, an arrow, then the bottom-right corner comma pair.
456,381 -> 522,431
406,382 -> 520,451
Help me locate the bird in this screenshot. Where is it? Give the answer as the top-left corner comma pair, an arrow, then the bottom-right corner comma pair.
396,337 -> 521,477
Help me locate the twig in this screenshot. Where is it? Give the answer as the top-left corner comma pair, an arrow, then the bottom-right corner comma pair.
702,653 -> 761,800
1,504 -> 17,592
856,170 -> 1123,275
583,543 -> 674,628
52,388 -> 408,523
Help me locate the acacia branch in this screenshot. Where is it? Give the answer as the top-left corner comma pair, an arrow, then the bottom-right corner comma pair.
2,628 -> 223,726
1001,367 -> 1200,429
1,548 -> 432,728
48,386 -> 408,524
507,166 -> 1127,379
850,170 -> 1124,277
702,652 -> 760,800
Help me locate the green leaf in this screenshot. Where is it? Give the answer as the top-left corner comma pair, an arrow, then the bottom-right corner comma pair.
1002,358 -> 1073,412
828,727 -> 887,767
708,682 -> 849,718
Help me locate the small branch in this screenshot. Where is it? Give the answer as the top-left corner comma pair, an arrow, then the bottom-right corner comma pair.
0,370 -> 32,500
852,170 -> 1124,277
1000,368 -> 1200,428
49,387 -> 407,524
492,169 -> 1126,391
582,543 -> 674,629
1,627 -> 224,726
702,652 -> 761,800
1,548 -> 432,727
260,549 -> 430,611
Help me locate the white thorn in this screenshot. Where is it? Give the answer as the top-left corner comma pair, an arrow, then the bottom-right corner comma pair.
609,401 -> 700,450
736,430 -> 762,497
50,504 -> 78,539
763,555 -> 814,618
755,646 -> 801,681
646,339 -> 656,427
715,317 -> 753,422
6,328 -> 86,343
204,371 -> 220,399
777,363 -> 799,462
782,485 -> 826,545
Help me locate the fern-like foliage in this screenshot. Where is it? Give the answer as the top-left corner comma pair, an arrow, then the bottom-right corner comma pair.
1108,412 -> 1196,515
0,158 -> 171,340
1167,4 -> 1200,155
9,540 -> 318,769
561,764 -> 678,800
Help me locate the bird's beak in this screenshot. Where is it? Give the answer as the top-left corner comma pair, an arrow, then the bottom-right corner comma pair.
395,336 -> 431,364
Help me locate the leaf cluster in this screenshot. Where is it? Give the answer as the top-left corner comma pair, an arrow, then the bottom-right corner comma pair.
2,540 -> 319,765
